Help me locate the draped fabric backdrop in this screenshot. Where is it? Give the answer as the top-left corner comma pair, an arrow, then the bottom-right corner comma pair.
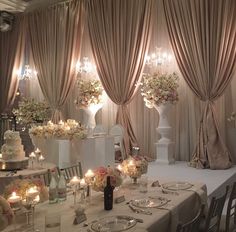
0,16 -> 26,114
87,0 -> 153,155
28,0 -> 86,123
163,0 -> 236,169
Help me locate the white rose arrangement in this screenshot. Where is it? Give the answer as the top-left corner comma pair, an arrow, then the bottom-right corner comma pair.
140,71 -> 179,108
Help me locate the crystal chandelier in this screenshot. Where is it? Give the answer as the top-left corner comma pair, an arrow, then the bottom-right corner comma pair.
76,57 -> 96,74
17,65 -> 37,80
145,47 -> 173,67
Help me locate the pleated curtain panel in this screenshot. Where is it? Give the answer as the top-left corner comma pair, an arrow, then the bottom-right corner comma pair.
0,16 -> 25,114
28,0 -> 86,123
87,0 -> 153,155
163,0 -> 236,169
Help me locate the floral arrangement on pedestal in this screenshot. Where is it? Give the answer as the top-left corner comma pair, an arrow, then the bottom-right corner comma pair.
13,98 -> 51,125
29,119 -> 87,139
140,71 -> 179,108
4,178 -> 48,203
91,166 -> 123,192
74,79 -> 103,108
121,156 -> 148,181
0,196 -> 14,231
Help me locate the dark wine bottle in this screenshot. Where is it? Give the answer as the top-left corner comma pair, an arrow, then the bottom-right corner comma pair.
104,176 -> 113,210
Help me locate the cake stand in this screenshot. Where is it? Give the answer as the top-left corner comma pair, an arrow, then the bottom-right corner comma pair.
0,158 -> 29,171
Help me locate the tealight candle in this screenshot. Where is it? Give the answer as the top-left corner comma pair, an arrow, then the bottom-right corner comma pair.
117,164 -> 123,172
8,192 -> 21,203
48,120 -> 54,126
80,178 -> 86,188
70,176 -> 80,185
85,169 -> 94,178
0,153 -> 2,159
38,155 -> 45,161
26,186 -> 39,200
29,152 -> 36,159
35,148 -> 41,155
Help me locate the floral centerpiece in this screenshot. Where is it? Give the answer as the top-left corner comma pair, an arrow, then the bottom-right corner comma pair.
121,156 -> 148,183
91,166 -> 123,192
13,98 -> 50,125
140,71 -> 179,108
4,178 -> 48,203
29,119 -> 87,139
74,79 -> 103,108
0,196 -> 14,231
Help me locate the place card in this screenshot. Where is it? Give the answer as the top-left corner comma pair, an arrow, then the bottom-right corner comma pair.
115,195 -> 125,204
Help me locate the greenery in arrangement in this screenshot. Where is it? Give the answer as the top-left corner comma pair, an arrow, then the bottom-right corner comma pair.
13,98 -> 50,125
140,71 -> 179,108
74,79 -> 103,108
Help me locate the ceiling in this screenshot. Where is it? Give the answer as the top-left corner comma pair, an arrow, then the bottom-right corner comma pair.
0,0 -> 64,13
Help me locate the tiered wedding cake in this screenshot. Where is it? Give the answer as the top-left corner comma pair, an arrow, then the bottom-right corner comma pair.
0,130 -> 28,170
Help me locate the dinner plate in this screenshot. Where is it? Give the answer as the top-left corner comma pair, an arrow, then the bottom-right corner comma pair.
162,181 -> 193,191
91,215 -> 137,232
130,197 -> 169,208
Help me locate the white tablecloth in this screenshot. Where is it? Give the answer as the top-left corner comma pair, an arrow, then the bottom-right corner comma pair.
5,179 -> 207,232
31,136 -> 115,170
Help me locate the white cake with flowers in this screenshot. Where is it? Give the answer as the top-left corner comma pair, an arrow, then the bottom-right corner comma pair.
0,130 -> 28,170
1,130 -> 25,161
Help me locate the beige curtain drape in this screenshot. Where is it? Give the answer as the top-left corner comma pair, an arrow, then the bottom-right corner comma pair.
28,0 -> 86,123
163,0 -> 236,169
87,0 -> 153,155
0,16 -> 25,114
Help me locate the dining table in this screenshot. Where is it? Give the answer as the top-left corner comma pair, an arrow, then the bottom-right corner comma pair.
4,177 -> 207,232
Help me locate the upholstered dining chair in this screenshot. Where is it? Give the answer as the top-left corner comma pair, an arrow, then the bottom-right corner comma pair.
220,182 -> 236,232
93,124 -> 107,136
200,186 -> 229,232
61,162 -> 83,182
109,124 -> 125,161
176,205 -> 205,232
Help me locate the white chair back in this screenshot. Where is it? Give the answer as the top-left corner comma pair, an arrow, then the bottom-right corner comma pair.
109,124 -> 125,160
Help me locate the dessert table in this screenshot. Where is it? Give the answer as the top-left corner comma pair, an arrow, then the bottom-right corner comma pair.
31,135 -> 115,170
5,178 -> 207,232
0,163 -> 55,194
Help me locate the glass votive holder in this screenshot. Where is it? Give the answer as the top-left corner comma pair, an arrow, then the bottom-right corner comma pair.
45,213 -> 61,232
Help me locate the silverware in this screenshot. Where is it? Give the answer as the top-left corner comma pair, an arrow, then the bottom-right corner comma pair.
128,204 -> 152,215
162,189 -> 179,196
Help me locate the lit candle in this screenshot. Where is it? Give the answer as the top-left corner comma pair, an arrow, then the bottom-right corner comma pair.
48,120 -> 53,126
35,148 -> 41,155
85,169 -> 94,184
117,164 -> 123,172
8,192 -> 21,204
34,195 -> 40,203
80,178 -> 86,188
85,169 -> 94,178
0,153 -> 2,159
38,155 -> 45,161
69,176 -> 80,185
26,186 -> 39,199
29,152 -> 36,159
59,120 -> 64,126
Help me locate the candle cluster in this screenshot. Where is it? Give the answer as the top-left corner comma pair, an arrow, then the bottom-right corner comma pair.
29,148 -> 45,169
29,119 -> 87,139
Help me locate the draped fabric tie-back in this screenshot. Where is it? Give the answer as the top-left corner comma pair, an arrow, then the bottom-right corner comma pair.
191,100 -> 231,169
116,105 -> 138,155
87,0 -> 153,156
28,0 -> 86,123
163,0 -> 236,169
51,108 -> 64,124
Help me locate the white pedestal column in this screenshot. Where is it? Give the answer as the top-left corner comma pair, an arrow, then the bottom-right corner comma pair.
82,104 -> 103,135
154,103 -> 175,164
